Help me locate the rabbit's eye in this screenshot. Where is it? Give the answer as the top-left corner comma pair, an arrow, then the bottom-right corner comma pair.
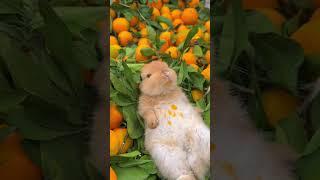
146,74 -> 151,78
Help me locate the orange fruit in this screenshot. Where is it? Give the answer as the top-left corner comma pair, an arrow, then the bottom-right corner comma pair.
0,155 -> 42,180
162,13 -> 173,21
177,25 -> 189,32
161,6 -> 170,15
160,40 -> 170,53
181,8 -> 198,25
160,31 -> 172,44
173,19 -> 184,28
0,130 -> 42,180
182,52 -> 197,64
165,46 -> 180,59
192,28 -> 204,40
310,8 -> 320,21
205,50 -> 210,64
118,31 -> 133,46
129,16 -> 139,27
136,44 -> 151,62
291,20 -> 320,55
188,0 -> 200,8
110,167 -> 117,180
171,9 -> 182,20
205,20 -> 210,33
176,29 -> 190,45
201,65 -> 210,81
261,89 -> 299,127
140,28 -> 148,38
110,45 -> 121,59
191,89 -> 204,101
110,35 -> 118,45
113,128 -> 133,154
243,0 -> 279,9
190,64 -> 199,70
110,9 -> 116,19
149,0 -> 163,9
138,22 -> 146,30
138,38 -> 151,46
152,8 -> 161,20
110,104 -> 123,129
203,32 -> 210,42
112,18 -> 129,34
110,130 -> 120,156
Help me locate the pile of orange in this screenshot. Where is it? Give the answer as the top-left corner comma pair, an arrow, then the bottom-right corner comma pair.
110,0 -> 210,81
109,103 -> 133,179
109,103 -> 133,156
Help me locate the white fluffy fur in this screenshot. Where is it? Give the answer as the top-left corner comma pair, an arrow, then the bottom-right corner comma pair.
140,89 -> 210,180
214,78 -> 297,180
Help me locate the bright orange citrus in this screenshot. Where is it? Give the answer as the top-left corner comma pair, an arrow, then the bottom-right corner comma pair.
112,18 -> 130,34
110,104 -> 123,129
118,31 -> 133,46
181,8 -> 198,25
182,52 -> 197,64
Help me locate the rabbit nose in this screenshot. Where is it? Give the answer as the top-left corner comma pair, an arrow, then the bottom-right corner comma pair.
162,70 -> 170,76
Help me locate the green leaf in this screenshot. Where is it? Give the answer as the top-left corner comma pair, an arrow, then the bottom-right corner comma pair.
39,0 -> 83,95
112,93 -> 136,106
0,33 -> 67,108
110,73 -> 132,96
72,40 -> 99,69
182,26 -> 198,52
7,107 -> 84,141
246,10 -> 277,34
30,42 -> 73,95
147,25 -> 156,44
116,150 -> 141,158
122,62 -> 138,96
141,48 -> 156,57
156,16 -> 173,28
203,109 -> 210,127
303,129 -> 320,156
310,94 -> 320,131
189,72 -> 205,90
122,105 -> 144,139
53,7 -> 107,35
177,62 -> 188,85
218,0 -> 248,75
193,45 -> 203,57
297,148 -> 320,180
113,166 -> 150,180
0,0 -> 23,15
118,159 -> 153,168
0,89 -> 27,113
40,134 -> 88,180
249,33 -> 304,93
275,113 -> 307,153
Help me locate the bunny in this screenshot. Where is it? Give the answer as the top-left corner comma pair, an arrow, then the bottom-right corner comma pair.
213,78 -> 297,180
138,60 -> 210,180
